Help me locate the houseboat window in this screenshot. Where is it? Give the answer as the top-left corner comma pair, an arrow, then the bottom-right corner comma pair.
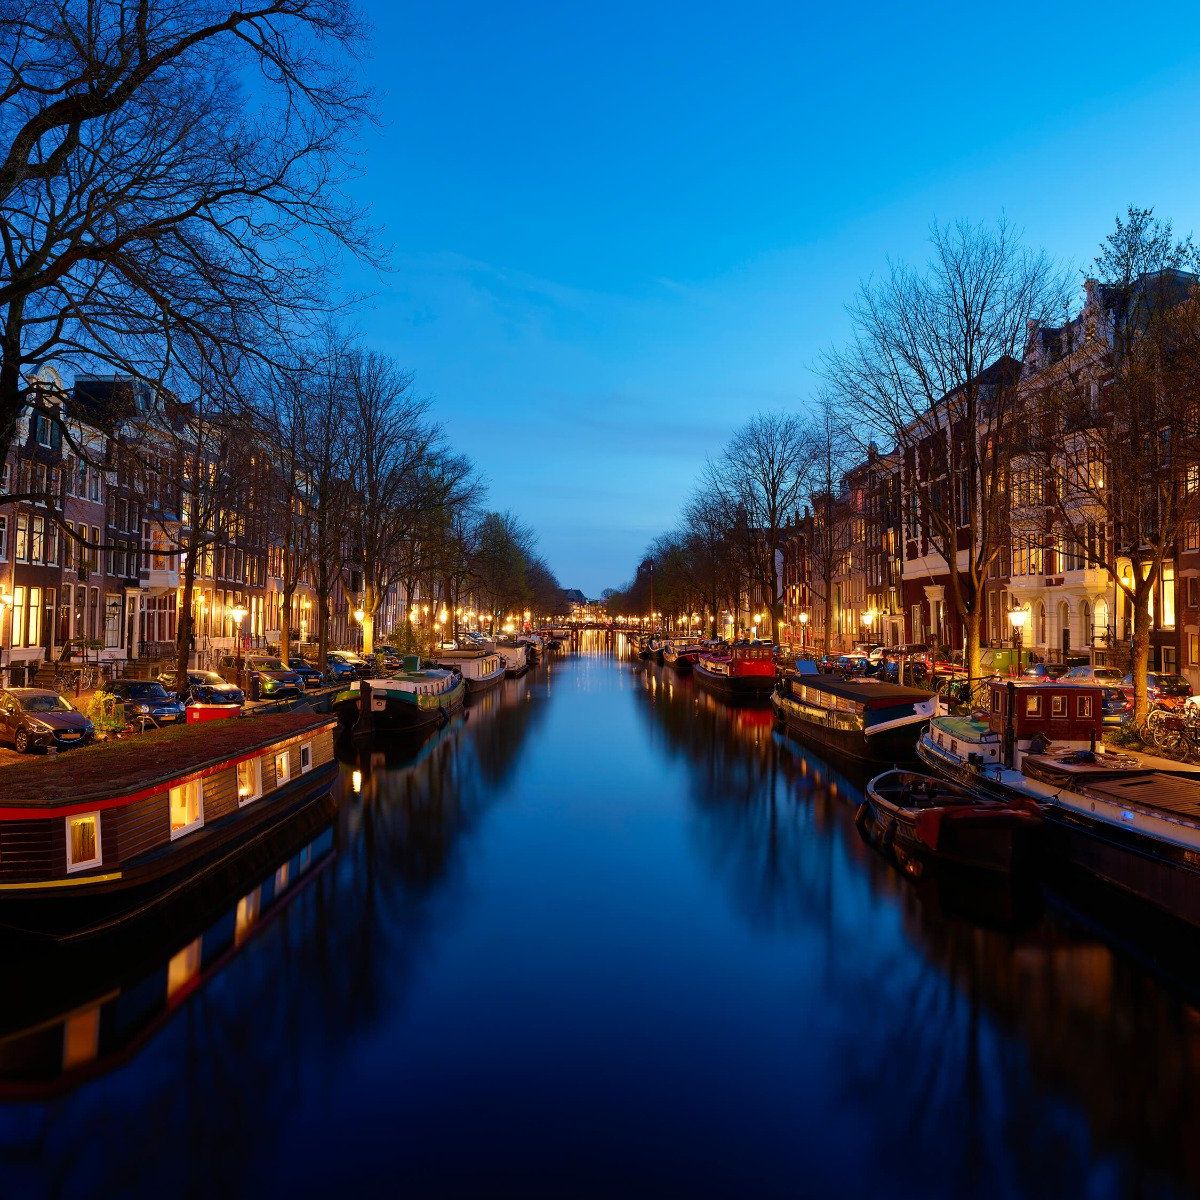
1025,695 -> 1041,716
65,812 -> 101,872
237,758 -> 262,805
1051,695 -> 1067,718
1078,696 -> 1093,718
275,750 -> 291,785
169,780 -> 203,839
299,742 -> 313,773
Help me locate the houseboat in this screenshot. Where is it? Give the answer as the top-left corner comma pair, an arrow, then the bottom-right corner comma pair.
334,666 -> 465,738
662,641 -> 705,672
919,678 -> 1200,927
771,669 -> 936,762
497,642 -> 530,678
692,642 -> 776,699
857,769 -> 1042,877
0,712 -> 337,933
434,647 -> 506,695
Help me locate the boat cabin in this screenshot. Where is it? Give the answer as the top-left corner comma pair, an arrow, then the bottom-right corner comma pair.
986,680 -> 1104,745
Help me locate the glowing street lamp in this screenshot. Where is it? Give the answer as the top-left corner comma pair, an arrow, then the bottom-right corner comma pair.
1008,605 -> 1029,670
230,603 -> 248,686
353,605 -> 365,653
798,609 -> 809,649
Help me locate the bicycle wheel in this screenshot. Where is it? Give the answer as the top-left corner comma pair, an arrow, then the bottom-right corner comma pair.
1147,710 -> 1180,754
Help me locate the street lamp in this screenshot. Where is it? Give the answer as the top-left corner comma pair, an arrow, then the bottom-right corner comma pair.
353,605 -> 365,653
230,603 -> 248,687
1008,606 -> 1029,672
799,610 -> 809,650
753,611 -> 763,639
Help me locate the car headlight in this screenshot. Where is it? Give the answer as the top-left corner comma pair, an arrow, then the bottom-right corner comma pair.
29,719 -> 53,733
137,704 -> 151,714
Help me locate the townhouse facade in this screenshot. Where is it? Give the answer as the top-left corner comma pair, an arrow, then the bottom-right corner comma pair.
0,368 -> 411,684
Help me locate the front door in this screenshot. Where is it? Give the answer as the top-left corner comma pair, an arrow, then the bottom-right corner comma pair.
1061,626 -> 1071,656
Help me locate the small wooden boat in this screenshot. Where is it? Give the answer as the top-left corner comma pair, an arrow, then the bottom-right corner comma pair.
693,642 -> 776,699
335,668 -> 465,737
857,769 -> 1042,877
434,647 -> 506,694
0,713 -> 337,931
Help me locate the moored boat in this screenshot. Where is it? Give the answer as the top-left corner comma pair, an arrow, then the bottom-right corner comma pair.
857,769 -> 1042,877
662,641 -> 704,672
0,712 -> 337,931
434,647 -> 506,694
692,642 -> 776,699
918,677 -> 1200,927
335,667 -> 465,737
496,641 -> 530,678
772,670 -> 935,762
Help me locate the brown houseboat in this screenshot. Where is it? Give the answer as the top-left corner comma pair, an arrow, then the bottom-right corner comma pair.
0,712 -> 338,934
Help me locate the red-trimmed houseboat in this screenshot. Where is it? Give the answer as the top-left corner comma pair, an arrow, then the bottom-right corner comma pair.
692,642 -> 777,699
0,712 -> 338,934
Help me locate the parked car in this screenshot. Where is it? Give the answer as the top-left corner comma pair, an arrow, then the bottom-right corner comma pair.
1061,665 -> 1126,687
157,669 -> 245,707
1126,672 -> 1193,709
0,688 -> 94,752
287,658 -> 326,688
326,650 -> 371,680
1101,686 -> 1133,727
236,656 -> 305,701
1022,662 -> 1068,680
102,679 -> 187,726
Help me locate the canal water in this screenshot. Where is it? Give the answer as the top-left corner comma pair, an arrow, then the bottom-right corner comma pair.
1,633 -> 1199,1198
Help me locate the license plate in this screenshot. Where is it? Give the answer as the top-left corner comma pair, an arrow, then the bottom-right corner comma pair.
59,732 -> 81,741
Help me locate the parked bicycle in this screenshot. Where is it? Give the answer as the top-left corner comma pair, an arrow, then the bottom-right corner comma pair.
1145,705 -> 1200,759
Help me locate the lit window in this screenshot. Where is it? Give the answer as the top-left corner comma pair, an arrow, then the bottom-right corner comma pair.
237,757 -> 262,805
274,750 -> 291,786
169,780 -> 203,838
65,813 -> 102,871
299,742 -> 313,774
1051,695 -> 1067,718
1025,695 -> 1041,715
1078,696 -> 1093,719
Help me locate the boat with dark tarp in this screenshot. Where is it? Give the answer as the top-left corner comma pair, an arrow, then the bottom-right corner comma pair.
772,669 -> 935,762
857,768 -> 1042,877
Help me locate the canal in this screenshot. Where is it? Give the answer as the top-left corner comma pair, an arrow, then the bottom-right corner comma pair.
1,633 -> 1200,1198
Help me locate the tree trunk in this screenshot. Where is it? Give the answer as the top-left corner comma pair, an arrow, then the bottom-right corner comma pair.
316,591 -> 330,671
280,581 -> 295,668
1131,586 -> 1153,726
964,607 -> 983,687
175,546 -> 198,694
361,582 -> 376,656
822,589 -> 834,657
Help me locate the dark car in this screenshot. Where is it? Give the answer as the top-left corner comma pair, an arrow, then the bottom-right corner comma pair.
1126,672 -> 1193,708
326,651 -> 371,680
102,679 -> 187,726
0,688 -> 94,753
287,658 -> 326,688
238,656 -> 305,701
1023,662 -> 1068,680
1101,686 -> 1133,727
158,669 -> 245,707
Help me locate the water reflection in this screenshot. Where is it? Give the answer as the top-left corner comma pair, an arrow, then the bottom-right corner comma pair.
0,647 -> 1199,1198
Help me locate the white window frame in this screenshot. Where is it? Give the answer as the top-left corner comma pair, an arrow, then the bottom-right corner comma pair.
65,812 -> 103,872
168,779 -> 204,840
299,741 -> 313,774
237,756 -> 263,806
274,749 -> 291,786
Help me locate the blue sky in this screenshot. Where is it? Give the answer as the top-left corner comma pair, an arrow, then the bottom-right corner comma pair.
345,0 -> 1200,596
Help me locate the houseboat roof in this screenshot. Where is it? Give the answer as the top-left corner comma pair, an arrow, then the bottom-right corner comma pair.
786,675 -> 935,707
0,712 -> 335,810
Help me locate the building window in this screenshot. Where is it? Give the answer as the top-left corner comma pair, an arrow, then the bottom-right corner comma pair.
27,586 -> 40,647
1190,633 -> 1199,666
46,521 -> 58,565
237,757 -> 262,805
169,780 -> 203,839
1051,695 -> 1067,718
1162,563 -> 1176,629
1078,696 -> 1093,719
1025,695 -> 1041,716
299,742 -> 313,774
65,813 -> 102,872
104,595 -> 121,648
0,515 -> 6,561
30,514 -> 44,563
11,587 -> 24,648
274,750 -> 291,786
35,412 -> 52,448
14,513 -> 27,561
1190,577 -> 1200,610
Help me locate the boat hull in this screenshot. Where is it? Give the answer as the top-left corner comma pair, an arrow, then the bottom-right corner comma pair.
465,664 -> 507,694
343,679 -> 466,737
693,662 -> 775,699
773,695 -> 923,764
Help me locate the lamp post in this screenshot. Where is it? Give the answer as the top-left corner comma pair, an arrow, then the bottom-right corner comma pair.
752,611 -> 763,640
861,608 -> 877,643
799,609 -> 809,652
353,605 -> 365,653
230,603 -> 248,688
1008,606 -> 1028,673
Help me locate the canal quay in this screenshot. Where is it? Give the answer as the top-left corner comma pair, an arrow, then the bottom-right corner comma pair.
0,633 -> 1196,1199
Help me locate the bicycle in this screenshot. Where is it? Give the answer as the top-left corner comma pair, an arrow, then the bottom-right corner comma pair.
1145,705 -> 1200,760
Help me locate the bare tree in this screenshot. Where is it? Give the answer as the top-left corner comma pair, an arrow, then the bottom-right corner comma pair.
704,412 -> 816,637
825,218 -> 1067,681
0,0 -> 371,482
1028,208 -> 1200,722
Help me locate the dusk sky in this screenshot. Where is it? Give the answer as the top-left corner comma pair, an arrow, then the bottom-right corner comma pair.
346,1 -> 1200,597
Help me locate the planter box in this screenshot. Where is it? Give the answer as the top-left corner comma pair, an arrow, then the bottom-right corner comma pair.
186,703 -> 240,723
